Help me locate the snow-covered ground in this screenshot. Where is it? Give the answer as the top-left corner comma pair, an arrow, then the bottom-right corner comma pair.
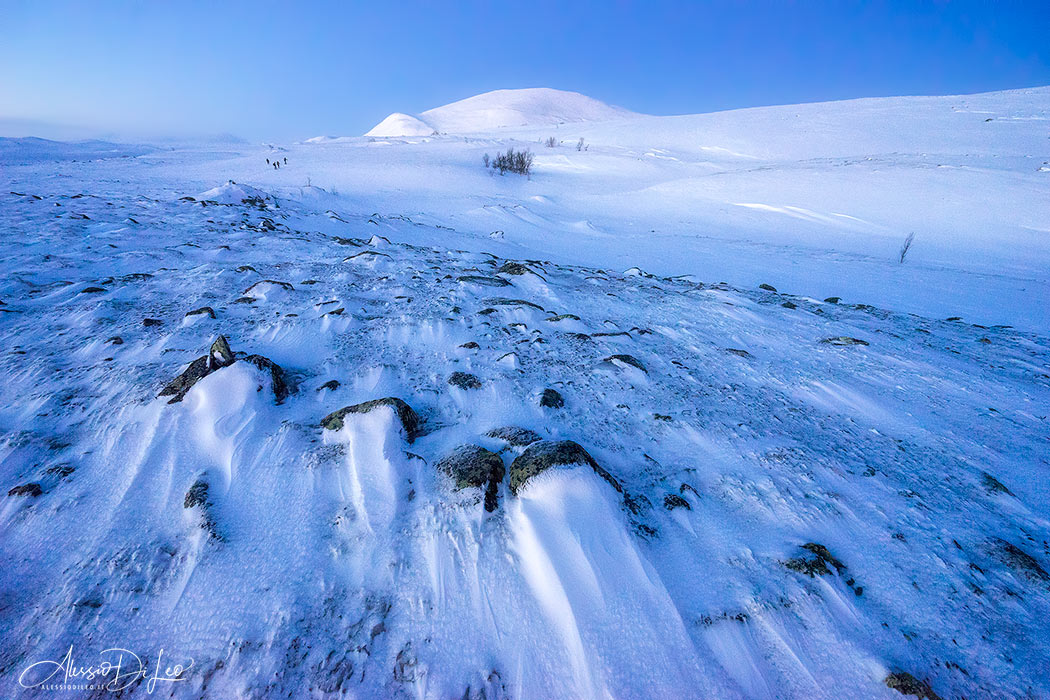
1,87 -> 1048,699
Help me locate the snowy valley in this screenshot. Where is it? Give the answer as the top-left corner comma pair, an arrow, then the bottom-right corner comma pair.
1,87 -> 1049,699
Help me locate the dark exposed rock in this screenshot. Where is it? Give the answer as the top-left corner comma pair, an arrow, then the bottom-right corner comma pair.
143,318 -> 163,327
653,413 -> 673,422
81,286 -> 106,294
106,336 -> 123,345
184,478 -> 222,540
186,306 -> 216,319
344,250 -> 390,262
320,398 -> 419,442
785,543 -> 846,577
824,296 -> 841,304
884,672 -> 943,700
546,313 -> 581,322
540,388 -> 565,408
486,426 -> 542,447
603,354 -> 647,373
509,440 -> 621,495
159,336 -> 275,404
781,301 -> 797,309
664,494 -> 691,510
448,372 -> 482,389
497,262 -> 533,276
759,283 -> 778,292
457,275 -> 511,287
184,479 -> 209,509
209,335 -> 235,366
236,265 -> 258,273
459,342 -> 480,350
436,445 -> 506,512
484,297 -> 545,311
990,538 -> 1049,582
820,336 -> 869,346
981,472 -> 1012,495
317,380 -> 340,392
725,348 -> 752,358
242,354 -> 289,403
8,482 -> 43,498
244,279 -> 294,294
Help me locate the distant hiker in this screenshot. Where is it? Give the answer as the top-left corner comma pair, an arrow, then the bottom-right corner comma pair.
273,162 -> 278,170
283,157 -> 287,165
266,158 -> 270,165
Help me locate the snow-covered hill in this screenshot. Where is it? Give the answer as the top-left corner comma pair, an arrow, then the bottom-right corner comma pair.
1,87 -> 1049,699
366,87 -> 637,136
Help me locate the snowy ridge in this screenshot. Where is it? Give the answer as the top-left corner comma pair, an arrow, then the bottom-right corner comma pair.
366,87 -> 637,136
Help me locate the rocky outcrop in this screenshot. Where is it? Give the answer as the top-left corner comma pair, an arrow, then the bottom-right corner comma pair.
884,672 -> 942,700
509,440 -> 621,495
448,372 -> 482,389
539,388 -> 565,408
820,336 -> 869,346
320,398 -> 419,442
436,445 -> 506,511
184,477 -> 222,540
159,335 -> 287,404
603,354 -> 647,373
485,426 -> 542,447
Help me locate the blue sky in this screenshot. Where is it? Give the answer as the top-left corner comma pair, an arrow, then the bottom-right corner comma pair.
2,0 -> 1048,141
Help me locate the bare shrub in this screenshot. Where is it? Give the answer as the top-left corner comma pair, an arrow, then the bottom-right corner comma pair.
899,232 -> 915,264
482,153 -> 490,168
576,137 -> 585,151
492,148 -> 534,177
545,136 -> 557,148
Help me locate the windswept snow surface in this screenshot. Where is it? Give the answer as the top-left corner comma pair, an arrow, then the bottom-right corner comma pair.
1,87 -> 1049,699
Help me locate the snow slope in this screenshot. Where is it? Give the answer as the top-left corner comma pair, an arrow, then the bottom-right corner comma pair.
367,87 -> 637,136
1,87 -> 1049,699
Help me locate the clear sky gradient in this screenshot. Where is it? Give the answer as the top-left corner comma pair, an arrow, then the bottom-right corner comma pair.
3,0 -> 1048,141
